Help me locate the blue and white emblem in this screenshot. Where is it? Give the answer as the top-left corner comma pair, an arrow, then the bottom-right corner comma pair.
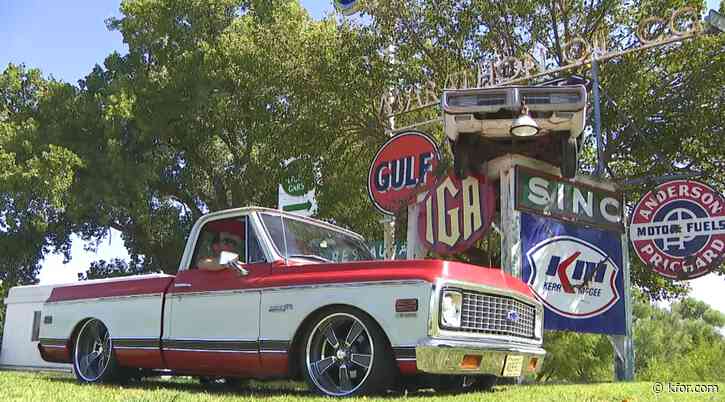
506,310 -> 520,323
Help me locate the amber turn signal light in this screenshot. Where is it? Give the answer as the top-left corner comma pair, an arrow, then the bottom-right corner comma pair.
460,354 -> 482,369
528,357 -> 539,371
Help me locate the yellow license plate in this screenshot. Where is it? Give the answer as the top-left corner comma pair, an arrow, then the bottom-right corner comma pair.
501,355 -> 524,377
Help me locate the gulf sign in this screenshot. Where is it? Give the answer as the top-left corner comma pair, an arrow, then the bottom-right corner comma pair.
521,213 -> 625,334
418,173 -> 495,254
630,180 -> 725,280
368,131 -> 440,215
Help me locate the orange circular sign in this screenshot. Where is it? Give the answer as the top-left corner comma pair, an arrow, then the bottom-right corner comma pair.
368,131 -> 440,215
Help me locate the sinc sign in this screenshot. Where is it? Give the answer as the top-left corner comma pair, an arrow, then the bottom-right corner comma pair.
368,131 -> 440,215
515,166 -> 623,232
418,173 -> 495,254
525,236 -> 620,319
630,180 -> 725,280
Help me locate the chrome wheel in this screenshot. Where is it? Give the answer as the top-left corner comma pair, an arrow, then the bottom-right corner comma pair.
305,312 -> 375,396
74,319 -> 113,382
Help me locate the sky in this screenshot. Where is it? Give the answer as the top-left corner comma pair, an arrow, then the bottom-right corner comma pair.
1,1 -> 724,318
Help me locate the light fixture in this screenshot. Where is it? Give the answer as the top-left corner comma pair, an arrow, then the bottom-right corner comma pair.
510,102 -> 540,137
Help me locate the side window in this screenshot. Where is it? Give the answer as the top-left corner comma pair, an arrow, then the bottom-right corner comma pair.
190,217 -> 246,270
247,223 -> 266,263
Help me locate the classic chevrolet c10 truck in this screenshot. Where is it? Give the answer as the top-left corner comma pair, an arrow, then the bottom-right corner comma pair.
36,207 -> 545,396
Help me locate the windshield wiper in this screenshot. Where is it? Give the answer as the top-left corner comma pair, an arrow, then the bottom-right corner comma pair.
288,254 -> 332,263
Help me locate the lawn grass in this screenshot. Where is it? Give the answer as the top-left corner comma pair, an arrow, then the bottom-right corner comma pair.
0,370 -> 722,402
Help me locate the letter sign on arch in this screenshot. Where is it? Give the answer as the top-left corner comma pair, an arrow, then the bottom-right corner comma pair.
367,131 -> 441,216
417,173 -> 496,254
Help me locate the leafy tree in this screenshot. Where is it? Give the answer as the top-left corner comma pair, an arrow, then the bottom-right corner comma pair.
538,330 -> 614,382
635,294 -> 725,381
540,290 -> 725,382
0,65 -> 83,322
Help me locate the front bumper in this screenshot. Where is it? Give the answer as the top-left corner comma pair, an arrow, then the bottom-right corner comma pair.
415,337 -> 545,376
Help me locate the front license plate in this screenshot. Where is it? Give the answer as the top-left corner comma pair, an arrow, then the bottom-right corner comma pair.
501,355 -> 524,377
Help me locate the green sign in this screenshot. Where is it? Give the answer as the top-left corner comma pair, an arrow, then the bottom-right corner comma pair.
515,166 -> 623,232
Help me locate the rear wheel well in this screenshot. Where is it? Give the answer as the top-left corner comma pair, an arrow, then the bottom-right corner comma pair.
287,304 -> 394,380
67,318 -> 95,356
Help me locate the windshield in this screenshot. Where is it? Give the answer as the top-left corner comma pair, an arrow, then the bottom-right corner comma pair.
260,213 -> 373,263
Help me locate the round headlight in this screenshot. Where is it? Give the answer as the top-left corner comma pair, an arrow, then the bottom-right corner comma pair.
441,291 -> 462,328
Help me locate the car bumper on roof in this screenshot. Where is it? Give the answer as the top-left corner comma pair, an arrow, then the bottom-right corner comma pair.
415,337 -> 545,376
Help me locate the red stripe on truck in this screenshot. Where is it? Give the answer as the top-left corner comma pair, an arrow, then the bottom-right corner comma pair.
46,277 -> 175,303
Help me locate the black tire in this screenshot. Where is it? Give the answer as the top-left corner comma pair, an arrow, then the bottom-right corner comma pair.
560,134 -> 578,178
72,318 -> 120,383
300,307 -> 395,396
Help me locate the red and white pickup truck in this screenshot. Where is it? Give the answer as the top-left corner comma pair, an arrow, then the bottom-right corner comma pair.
37,207 -> 544,396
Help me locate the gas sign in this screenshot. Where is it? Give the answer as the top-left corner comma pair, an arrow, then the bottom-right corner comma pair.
418,173 -> 496,254
630,180 -> 725,280
368,131 -> 440,215
521,212 -> 625,334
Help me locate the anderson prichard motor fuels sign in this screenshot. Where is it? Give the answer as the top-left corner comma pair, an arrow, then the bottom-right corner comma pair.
630,180 -> 725,280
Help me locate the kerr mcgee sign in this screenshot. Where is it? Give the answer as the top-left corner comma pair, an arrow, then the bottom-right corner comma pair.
521,212 -> 626,334
630,180 -> 725,280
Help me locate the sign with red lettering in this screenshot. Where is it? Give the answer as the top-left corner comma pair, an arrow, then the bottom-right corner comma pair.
521,212 -> 625,334
630,180 -> 725,280
368,131 -> 440,215
418,173 -> 496,254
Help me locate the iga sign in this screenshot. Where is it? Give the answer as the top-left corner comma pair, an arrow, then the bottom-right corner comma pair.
630,180 -> 725,280
368,131 -> 440,215
418,174 -> 495,254
515,166 -> 623,232
521,213 -> 625,334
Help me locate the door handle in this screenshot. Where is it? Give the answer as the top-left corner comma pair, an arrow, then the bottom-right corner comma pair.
174,283 -> 192,288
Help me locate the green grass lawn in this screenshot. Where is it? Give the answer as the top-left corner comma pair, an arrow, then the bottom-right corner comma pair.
0,370 -> 722,402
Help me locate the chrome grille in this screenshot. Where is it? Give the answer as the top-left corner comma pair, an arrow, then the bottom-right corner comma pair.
455,290 -> 536,338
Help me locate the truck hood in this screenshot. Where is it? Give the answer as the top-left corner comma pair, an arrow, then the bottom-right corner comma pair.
264,259 -> 534,300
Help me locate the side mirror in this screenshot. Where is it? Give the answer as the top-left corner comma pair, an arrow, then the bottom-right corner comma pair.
220,251 -> 248,276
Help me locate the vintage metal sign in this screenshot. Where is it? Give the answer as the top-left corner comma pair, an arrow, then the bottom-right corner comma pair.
630,180 -> 725,280
521,212 -> 625,334
380,6 -> 703,119
279,159 -> 318,217
418,173 -> 496,254
368,131 -> 440,215
515,166 -> 624,232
